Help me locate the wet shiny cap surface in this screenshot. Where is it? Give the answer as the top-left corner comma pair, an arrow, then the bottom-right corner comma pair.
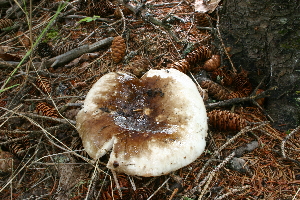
76,69 -> 208,176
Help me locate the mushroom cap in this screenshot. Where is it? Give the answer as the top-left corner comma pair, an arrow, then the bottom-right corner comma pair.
76,68 -> 208,177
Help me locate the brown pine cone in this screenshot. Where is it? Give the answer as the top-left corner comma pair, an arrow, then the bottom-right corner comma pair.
111,36 -> 126,63
53,42 -> 77,56
200,79 -> 230,100
36,102 -> 59,118
202,55 -> 221,71
126,58 -> 151,77
169,59 -> 190,74
0,18 -> 13,29
114,7 -> 122,19
36,76 -> 52,94
255,89 -> 265,106
133,187 -> 157,200
1,135 -> 31,158
0,96 -> 7,107
185,46 -> 212,65
227,91 -> 247,99
36,42 -> 53,58
210,67 -> 234,86
233,69 -> 252,95
195,13 -> 211,27
208,110 -> 247,131
87,0 -> 115,17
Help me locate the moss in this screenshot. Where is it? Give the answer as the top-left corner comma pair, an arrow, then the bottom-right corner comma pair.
44,28 -> 59,42
278,29 -> 289,35
280,38 -> 300,50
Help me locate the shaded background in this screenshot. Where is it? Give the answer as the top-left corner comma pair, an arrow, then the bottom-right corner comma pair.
219,0 -> 300,130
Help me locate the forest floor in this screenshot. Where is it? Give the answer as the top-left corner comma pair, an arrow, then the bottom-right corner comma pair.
0,0 -> 299,199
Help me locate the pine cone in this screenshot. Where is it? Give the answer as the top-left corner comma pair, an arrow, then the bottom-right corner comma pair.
36,102 -> 59,118
0,18 -> 13,29
111,36 -> 126,63
87,0 -> 115,17
16,31 -> 31,48
53,42 -> 78,56
126,58 -> 151,77
255,89 -> 265,106
36,76 -> 52,94
0,96 -> 7,107
210,67 -> 234,86
208,110 -> 247,131
202,55 -> 221,71
195,13 -> 211,27
71,137 -> 90,159
169,59 -> 190,73
227,91 -> 246,99
133,187 -> 156,200
114,7 -> 122,19
1,134 -> 31,159
233,69 -> 252,95
36,42 -> 53,58
200,79 -> 230,100
185,46 -> 212,65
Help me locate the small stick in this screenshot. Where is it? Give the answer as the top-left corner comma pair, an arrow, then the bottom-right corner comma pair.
214,185 -> 251,200
281,125 -> 300,166
168,188 -> 178,200
206,87 -> 276,109
147,177 -> 170,200
197,152 -> 235,200
194,122 -> 268,186
112,170 -> 123,198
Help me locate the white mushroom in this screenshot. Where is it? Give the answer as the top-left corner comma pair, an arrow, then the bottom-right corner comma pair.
76,68 -> 208,177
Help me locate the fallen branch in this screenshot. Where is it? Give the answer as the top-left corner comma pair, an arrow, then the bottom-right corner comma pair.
205,87 -> 275,109
44,37 -> 114,68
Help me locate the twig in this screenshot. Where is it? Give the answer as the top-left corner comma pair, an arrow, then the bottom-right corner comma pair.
281,125 -> 300,166
168,188 -> 178,200
23,95 -> 86,102
0,124 -> 69,139
194,122 -> 268,185
0,61 -> 19,69
147,177 -> 170,200
205,87 -> 276,109
197,152 -> 235,200
85,160 -> 100,200
292,187 -> 300,200
22,112 -> 76,125
112,170 -> 123,198
0,106 -> 92,163
214,185 -> 251,200
212,122 -> 268,157
0,135 -> 29,145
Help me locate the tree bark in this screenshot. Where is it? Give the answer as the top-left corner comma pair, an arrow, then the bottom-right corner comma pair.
219,0 -> 300,130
